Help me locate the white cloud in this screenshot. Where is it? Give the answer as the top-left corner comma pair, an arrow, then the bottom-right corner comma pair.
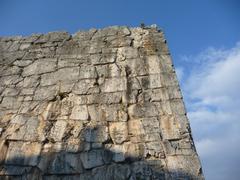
178,42 -> 240,180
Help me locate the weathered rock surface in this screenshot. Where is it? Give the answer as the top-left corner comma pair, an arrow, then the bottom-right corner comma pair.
0,25 -> 204,179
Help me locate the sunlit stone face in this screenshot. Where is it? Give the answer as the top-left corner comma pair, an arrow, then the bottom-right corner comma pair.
109,122 -> 128,144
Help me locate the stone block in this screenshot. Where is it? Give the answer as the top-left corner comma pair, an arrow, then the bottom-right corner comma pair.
49,120 -> 68,142
124,143 -> 145,161
101,77 -> 127,93
44,152 -> 83,174
96,63 -> 126,78
108,144 -> 125,162
79,65 -> 97,79
72,79 -> 99,95
70,105 -> 89,120
146,55 -> 161,74
161,72 -> 178,87
128,117 -> 160,136
117,47 -> 139,60
87,92 -> 122,105
88,104 -> 128,122
125,58 -> 148,76
109,122 -> 128,144
128,103 -> 158,119
80,150 -> 109,169
83,125 -> 109,143
8,114 -> 40,141
5,141 -> 41,166
34,85 -> 57,101
2,87 -> 19,96
22,58 -> 57,76
160,115 -> 181,140
1,65 -> 21,76
0,75 -> 23,87
170,99 -> 186,115
22,75 -> 40,87
91,53 -> 116,65
41,67 -> 79,86
0,165 -> 32,176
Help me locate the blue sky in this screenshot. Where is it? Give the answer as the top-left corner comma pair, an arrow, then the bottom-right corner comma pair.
1,0 -> 240,179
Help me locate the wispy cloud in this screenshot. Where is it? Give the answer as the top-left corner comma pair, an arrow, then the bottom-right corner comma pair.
177,42 -> 240,180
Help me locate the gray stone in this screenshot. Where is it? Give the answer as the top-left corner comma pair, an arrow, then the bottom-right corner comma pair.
79,65 -> 97,79
128,118 -> 161,142
80,150 -> 105,169
70,105 -> 89,120
109,122 -> 128,144
34,85 -> 57,100
13,59 -> 32,67
19,43 -> 31,50
117,47 -> 139,60
41,67 -> 79,86
22,75 -> 40,87
0,165 -> 32,176
45,153 -> 83,174
96,63 -> 126,78
91,53 -> 116,65
2,87 -> 19,96
1,65 -> 21,76
49,120 -> 68,142
128,103 -> 159,119
8,114 -> 40,141
160,115 -> 181,140
87,92 -> 122,105
83,125 -> 109,143
73,79 -> 99,95
0,75 -> 23,86
88,104 -> 128,122
5,141 -> 41,166
23,58 -> 57,76
48,31 -> 71,42
107,144 -> 125,162
101,77 -> 127,93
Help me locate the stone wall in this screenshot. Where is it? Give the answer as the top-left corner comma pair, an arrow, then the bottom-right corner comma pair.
0,25 -> 204,179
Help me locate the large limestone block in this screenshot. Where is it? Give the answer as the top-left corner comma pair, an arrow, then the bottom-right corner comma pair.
7,114 -> 40,141
160,115 -> 181,140
49,120 -> 68,142
44,152 -> 83,174
80,150 -> 111,169
83,125 -> 109,143
34,85 -> 57,101
79,65 -> 97,79
109,122 -> 128,144
166,155 -> 203,179
72,79 -> 99,95
5,141 -> 42,166
91,53 -> 116,65
41,67 -> 79,86
128,118 -> 161,143
101,77 -> 127,93
128,103 -> 159,119
22,58 -> 57,76
88,104 -> 128,122
70,105 -> 89,120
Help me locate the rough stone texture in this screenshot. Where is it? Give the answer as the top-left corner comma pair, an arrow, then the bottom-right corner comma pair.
0,25 -> 204,179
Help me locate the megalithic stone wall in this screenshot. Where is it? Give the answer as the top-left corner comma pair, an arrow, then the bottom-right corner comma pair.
0,25 -> 204,179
